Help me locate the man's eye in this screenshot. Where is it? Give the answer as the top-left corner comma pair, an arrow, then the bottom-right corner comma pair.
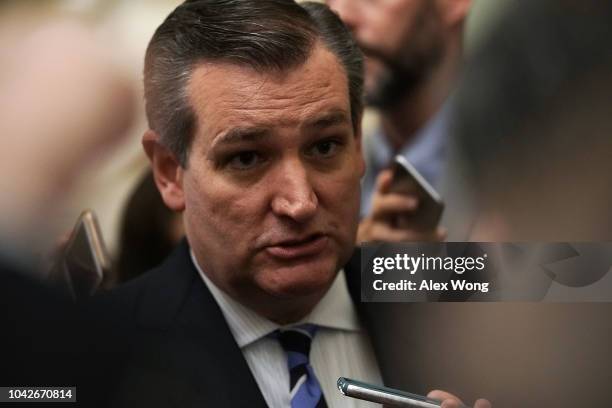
227,151 -> 260,170
309,139 -> 341,158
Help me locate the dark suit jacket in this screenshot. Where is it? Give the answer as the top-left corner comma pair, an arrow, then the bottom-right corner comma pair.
87,240 -> 405,407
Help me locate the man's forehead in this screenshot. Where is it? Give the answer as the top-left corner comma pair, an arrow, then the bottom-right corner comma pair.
186,43 -> 351,138
209,109 -> 351,148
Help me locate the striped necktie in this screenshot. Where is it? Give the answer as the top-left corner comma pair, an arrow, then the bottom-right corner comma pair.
277,324 -> 328,408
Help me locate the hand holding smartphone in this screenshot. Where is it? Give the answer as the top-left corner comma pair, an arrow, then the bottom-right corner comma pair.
388,155 -> 444,231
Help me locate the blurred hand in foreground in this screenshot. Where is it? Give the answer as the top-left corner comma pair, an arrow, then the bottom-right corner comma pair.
0,20 -> 135,243
428,389 -> 492,408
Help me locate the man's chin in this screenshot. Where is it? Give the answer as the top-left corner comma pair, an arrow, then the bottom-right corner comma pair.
255,258 -> 339,299
363,51 -> 425,109
366,67 -> 419,109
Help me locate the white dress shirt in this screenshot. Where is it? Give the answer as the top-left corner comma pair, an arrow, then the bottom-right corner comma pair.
191,250 -> 382,408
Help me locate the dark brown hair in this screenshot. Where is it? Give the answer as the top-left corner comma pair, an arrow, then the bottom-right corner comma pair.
144,0 -> 363,166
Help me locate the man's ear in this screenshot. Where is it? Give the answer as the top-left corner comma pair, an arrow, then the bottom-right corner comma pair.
438,0 -> 471,28
142,130 -> 186,212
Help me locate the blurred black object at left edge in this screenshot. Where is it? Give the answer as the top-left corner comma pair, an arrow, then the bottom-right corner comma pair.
0,259 -> 124,408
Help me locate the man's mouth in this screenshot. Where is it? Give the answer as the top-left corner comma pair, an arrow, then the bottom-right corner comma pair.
265,233 -> 329,260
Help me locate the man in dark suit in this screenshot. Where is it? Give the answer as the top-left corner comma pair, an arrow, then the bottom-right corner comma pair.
93,1 -> 489,407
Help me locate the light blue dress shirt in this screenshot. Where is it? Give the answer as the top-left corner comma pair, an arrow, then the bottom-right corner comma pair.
360,102 -> 451,217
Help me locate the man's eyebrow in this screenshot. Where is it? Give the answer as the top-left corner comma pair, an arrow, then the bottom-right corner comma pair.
303,110 -> 351,129
211,127 -> 271,148
210,110 -> 350,148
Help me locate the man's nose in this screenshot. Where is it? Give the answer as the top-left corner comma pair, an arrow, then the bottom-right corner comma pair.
270,160 -> 318,223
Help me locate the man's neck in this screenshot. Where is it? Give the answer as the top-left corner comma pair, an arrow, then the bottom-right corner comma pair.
381,39 -> 462,152
246,278 -> 342,325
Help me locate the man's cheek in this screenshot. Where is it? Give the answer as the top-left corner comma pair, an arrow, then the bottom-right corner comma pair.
325,175 -> 360,226
199,185 -> 246,224
336,169 -> 362,200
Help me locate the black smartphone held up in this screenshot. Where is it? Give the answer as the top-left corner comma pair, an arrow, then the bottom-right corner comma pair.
338,377 -> 455,408
50,210 -> 110,300
389,155 -> 444,231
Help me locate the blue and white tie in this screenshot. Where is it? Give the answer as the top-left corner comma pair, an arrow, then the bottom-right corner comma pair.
277,324 -> 328,408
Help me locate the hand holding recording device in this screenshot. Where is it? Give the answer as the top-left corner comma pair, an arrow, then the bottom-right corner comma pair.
50,210 -> 110,300
389,155 -> 444,231
338,377 -> 461,408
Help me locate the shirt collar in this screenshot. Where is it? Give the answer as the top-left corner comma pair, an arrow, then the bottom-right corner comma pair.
190,249 -> 362,349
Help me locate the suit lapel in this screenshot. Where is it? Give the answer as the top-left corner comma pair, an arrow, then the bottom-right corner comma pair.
134,240 -> 268,407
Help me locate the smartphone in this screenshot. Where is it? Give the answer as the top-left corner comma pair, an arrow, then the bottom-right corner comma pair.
389,155 -> 444,231
337,377 -> 443,408
50,210 -> 110,300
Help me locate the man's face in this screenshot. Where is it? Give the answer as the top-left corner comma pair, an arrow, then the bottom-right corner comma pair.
180,44 -> 364,307
327,0 -> 444,106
